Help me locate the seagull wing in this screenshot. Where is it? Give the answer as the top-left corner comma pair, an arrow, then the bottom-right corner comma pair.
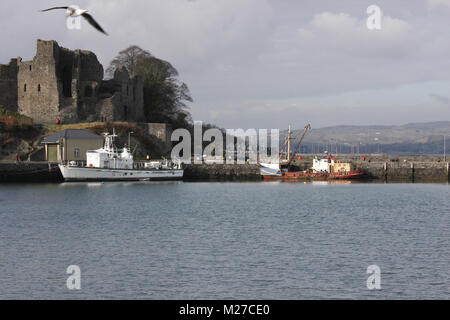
82,13 -> 109,35
41,7 -> 69,12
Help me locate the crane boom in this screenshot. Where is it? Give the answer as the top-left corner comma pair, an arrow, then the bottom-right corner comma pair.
287,124 -> 311,168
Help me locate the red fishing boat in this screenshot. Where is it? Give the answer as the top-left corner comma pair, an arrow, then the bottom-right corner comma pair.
260,124 -> 366,181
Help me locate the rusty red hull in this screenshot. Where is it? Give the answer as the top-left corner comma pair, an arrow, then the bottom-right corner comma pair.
264,170 -> 366,181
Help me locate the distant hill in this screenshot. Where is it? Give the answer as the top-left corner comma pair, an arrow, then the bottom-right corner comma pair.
283,122 -> 450,155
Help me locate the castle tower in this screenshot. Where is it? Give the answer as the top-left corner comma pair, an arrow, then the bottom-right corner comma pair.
1,39 -> 145,124
0,59 -> 18,112
17,40 -> 61,123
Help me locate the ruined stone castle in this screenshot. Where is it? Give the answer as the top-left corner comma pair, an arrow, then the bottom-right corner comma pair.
0,39 -> 144,124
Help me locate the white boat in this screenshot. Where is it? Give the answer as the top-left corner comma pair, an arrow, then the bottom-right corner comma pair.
259,162 -> 282,177
58,131 -> 184,182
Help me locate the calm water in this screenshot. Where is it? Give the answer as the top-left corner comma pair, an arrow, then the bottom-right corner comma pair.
0,182 -> 449,300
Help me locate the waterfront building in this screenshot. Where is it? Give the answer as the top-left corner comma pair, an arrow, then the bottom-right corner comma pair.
41,129 -> 103,162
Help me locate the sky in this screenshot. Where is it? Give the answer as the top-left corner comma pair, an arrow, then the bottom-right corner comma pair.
1,0 -> 449,129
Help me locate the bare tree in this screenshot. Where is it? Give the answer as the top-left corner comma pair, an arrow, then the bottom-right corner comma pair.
106,45 -> 152,78
107,46 -> 193,128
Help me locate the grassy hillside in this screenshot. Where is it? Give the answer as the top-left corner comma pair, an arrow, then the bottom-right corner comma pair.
0,122 -> 169,161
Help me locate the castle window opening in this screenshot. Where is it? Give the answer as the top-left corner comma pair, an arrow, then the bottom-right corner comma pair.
85,86 -> 93,97
38,84 -> 41,92
24,84 -> 27,92
62,65 -> 72,98
29,65 -> 32,71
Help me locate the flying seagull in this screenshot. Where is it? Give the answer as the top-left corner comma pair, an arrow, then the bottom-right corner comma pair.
41,6 -> 108,35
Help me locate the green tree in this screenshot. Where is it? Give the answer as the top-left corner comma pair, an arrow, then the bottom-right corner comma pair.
107,46 -> 193,128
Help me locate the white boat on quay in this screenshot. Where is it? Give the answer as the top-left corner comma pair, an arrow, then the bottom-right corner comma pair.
58,131 -> 183,182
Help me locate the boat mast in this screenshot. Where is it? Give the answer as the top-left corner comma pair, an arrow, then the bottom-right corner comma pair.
287,125 -> 292,162
287,123 -> 311,169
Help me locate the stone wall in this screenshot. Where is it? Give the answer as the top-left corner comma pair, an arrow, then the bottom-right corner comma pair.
98,67 -> 145,122
0,162 -> 63,182
357,161 -> 450,182
183,164 -> 261,180
0,160 -> 447,183
129,75 -> 144,121
17,40 -> 61,123
97,95 -> 117,122
143,123 -> 173,153
290,154 -> 450,182
0,59 -> 18,112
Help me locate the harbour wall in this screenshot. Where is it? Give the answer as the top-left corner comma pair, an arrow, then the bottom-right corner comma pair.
183,164 -> 261,181
356,162 -> 449,182
0,162 -> 261,182
290,155 -> 450,182
0,162 -> 63,182
0,156 -> 449,183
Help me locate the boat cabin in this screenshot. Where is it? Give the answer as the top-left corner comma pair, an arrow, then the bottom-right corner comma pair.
312,156 -> 335,173
86,132 -> 134,169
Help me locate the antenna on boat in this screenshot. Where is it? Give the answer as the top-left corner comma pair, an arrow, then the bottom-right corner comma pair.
287,125 -> 292,162
128,131 -> 134,153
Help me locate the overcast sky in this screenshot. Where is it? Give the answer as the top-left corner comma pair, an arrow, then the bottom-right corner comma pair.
1,0 -> 449,129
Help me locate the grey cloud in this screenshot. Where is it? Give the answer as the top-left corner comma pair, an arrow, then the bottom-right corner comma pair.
1,0 -> 449,129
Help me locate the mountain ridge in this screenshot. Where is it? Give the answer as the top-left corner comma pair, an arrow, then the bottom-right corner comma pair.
283,121 -> 450,155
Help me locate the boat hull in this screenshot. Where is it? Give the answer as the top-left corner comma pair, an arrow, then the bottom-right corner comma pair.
263,170 -> 366,181
259,164 -> 282,177
59,165 -> 184,182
